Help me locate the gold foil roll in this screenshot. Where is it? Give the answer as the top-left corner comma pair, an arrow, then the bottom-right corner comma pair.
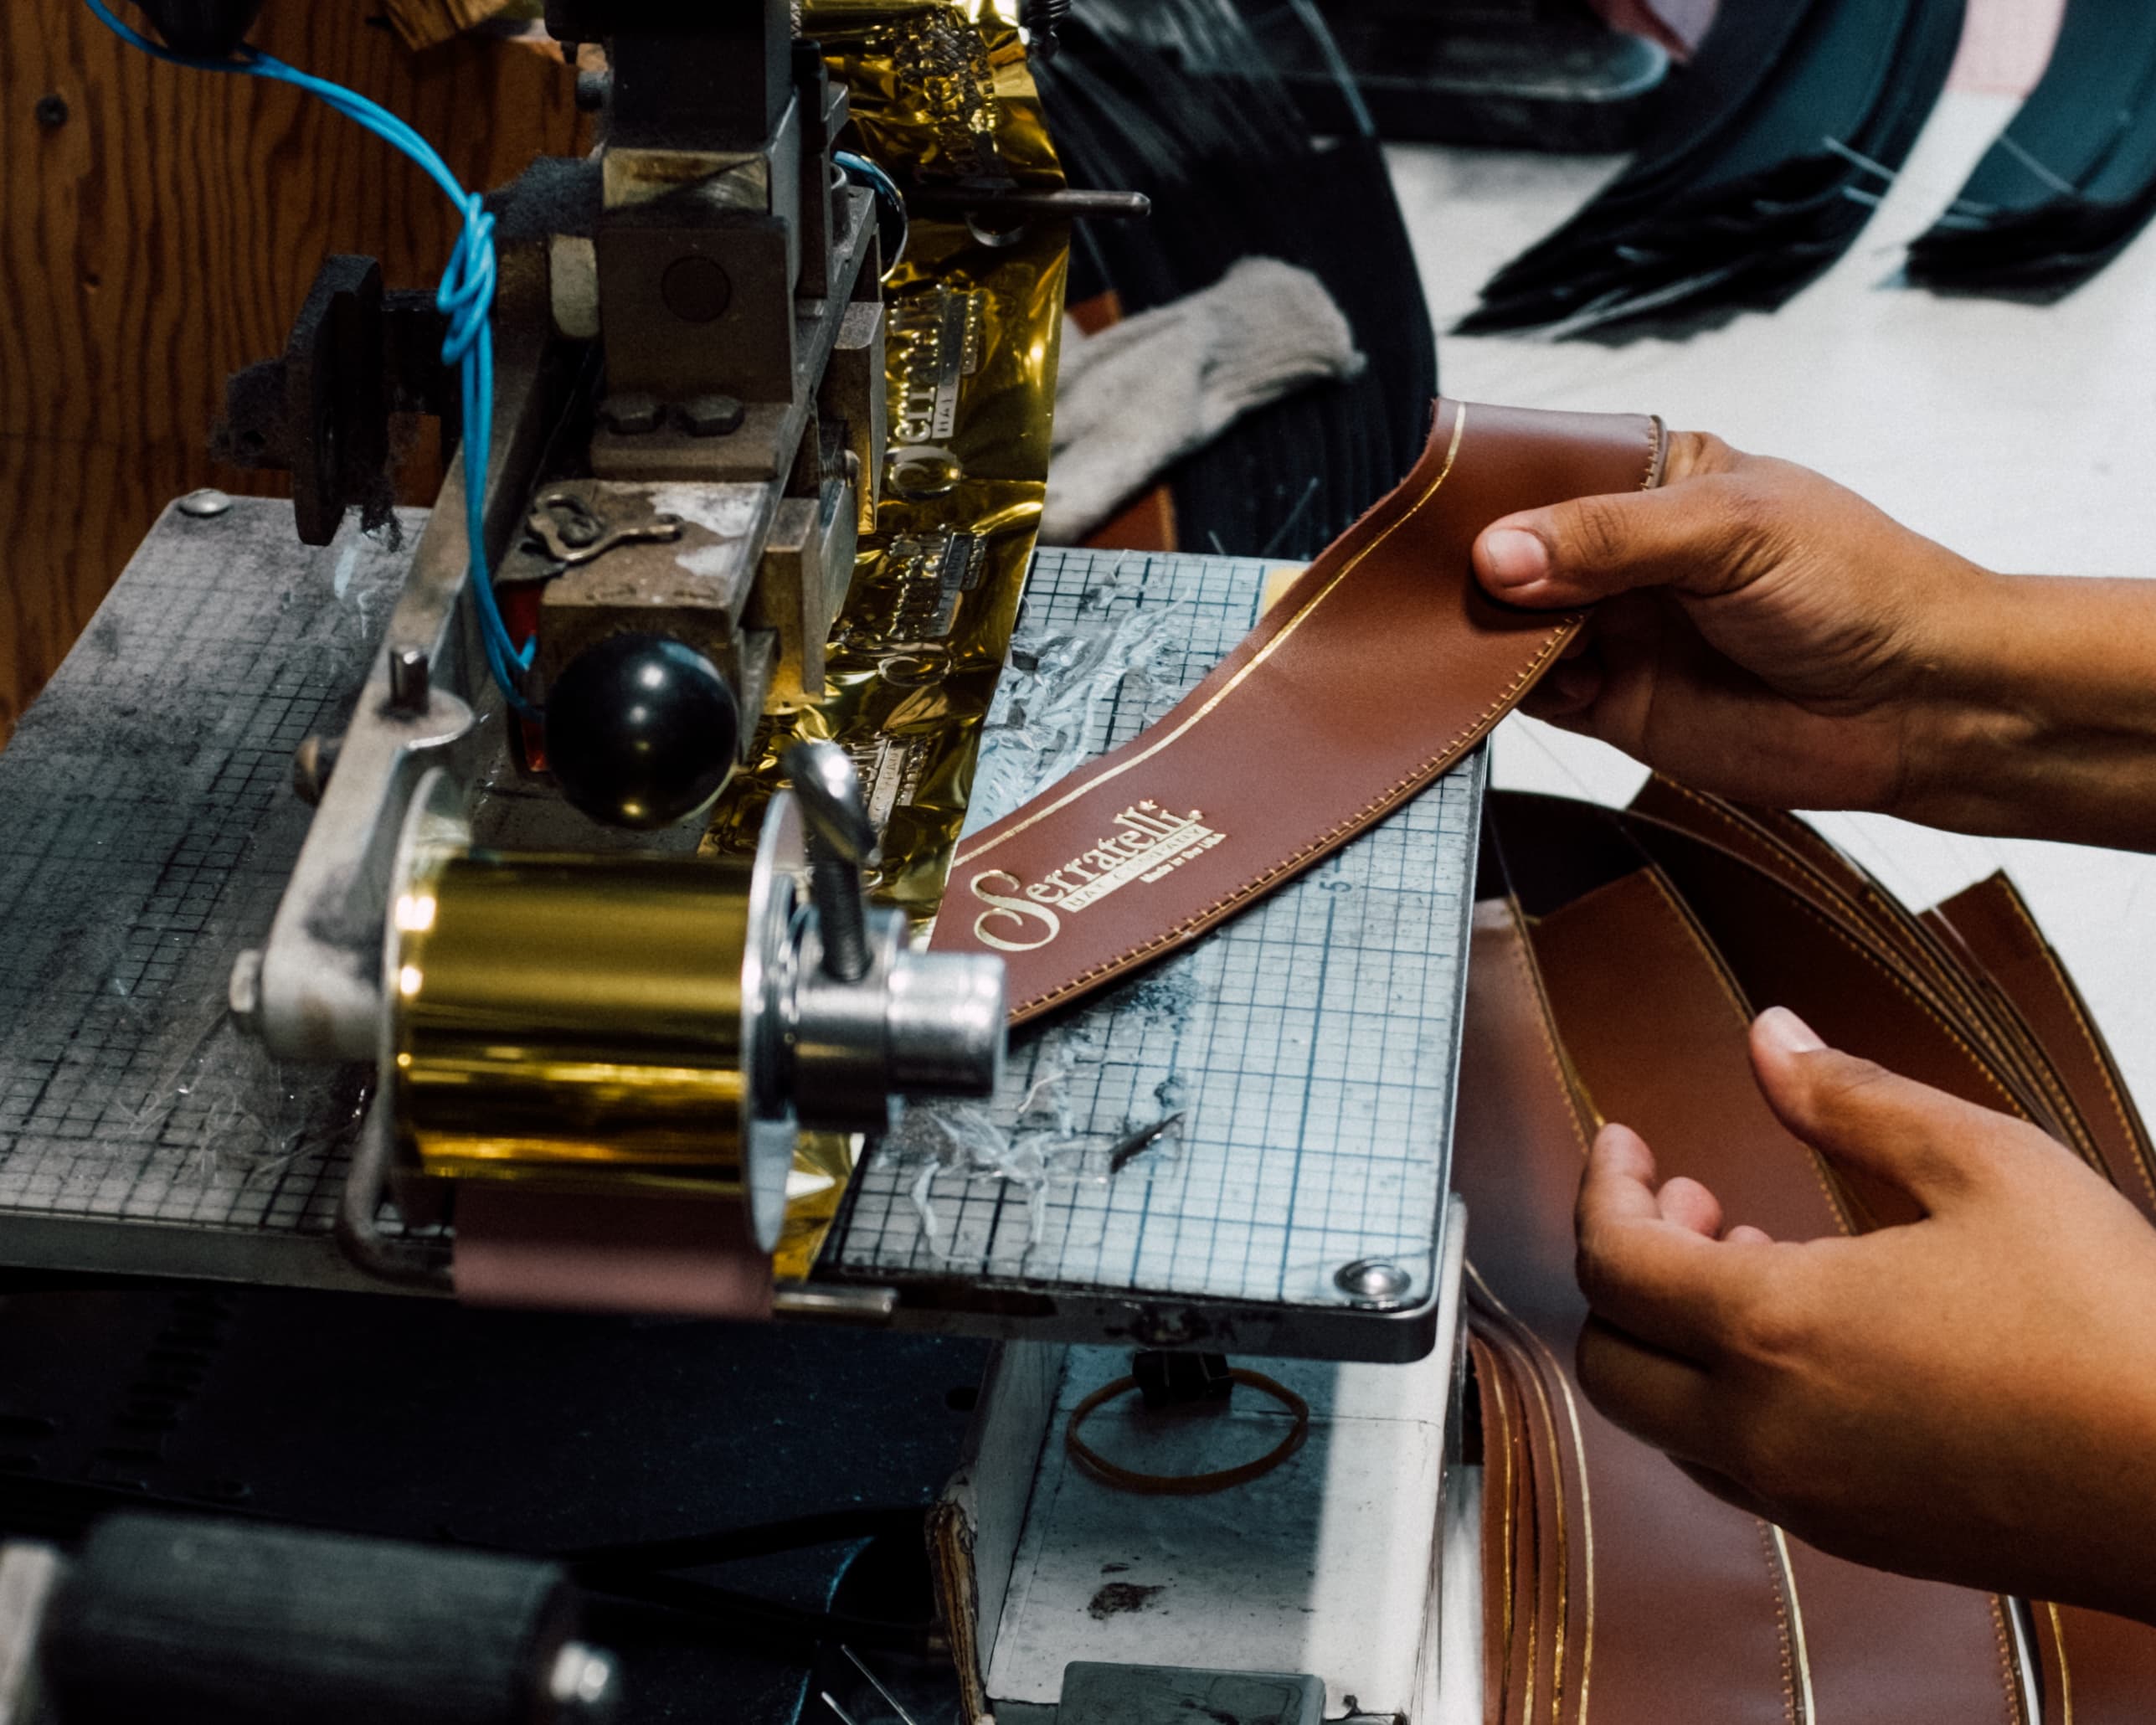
707,0 -> 1068,921
394,852 -> 759,1184
711,0 -> 1070,1268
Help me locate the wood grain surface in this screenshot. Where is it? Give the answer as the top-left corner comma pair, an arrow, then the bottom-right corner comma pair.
1,3 -> 580,749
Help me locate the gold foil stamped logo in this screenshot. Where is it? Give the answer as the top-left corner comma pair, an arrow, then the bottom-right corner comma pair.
968,801 -> 1227,951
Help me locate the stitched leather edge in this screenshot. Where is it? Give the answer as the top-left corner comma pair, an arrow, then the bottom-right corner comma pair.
1009,622 -> 1581,1021
958,399 -> 1477,870
1656,782 -> 2091,1161
1470,1264 -> 1588,1725
1992,882 -> 2156,1213
1756,1519 -> 1799,1725
995,409 -> 1666,1022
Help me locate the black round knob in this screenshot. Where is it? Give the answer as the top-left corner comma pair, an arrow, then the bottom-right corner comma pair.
545,633 -> 740,830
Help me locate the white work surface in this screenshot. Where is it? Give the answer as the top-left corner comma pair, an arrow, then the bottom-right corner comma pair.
1388,80 -> 2156,1123
986,1339 -> 1457,1722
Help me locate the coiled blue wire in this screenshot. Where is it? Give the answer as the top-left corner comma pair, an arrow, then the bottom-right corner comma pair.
84,0 -> 538,718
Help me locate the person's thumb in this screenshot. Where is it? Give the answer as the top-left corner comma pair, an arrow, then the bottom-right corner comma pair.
1473,432 -> 1761,609
1746,1006 -> 2026,1214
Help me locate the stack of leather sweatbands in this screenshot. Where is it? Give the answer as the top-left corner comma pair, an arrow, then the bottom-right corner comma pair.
1464,783 -> 2156,1724
1460,0 -> 1963,338
939,395 -> 2156,1715
1907,0 -> 2156,296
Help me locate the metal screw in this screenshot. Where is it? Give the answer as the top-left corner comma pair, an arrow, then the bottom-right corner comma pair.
291,734 -> 342,806
228,950 -> 264,1034
34,94 -> 69,129
677,393 -> 746,437
598,391 -> 662,435
1334,1259 -> 1412,1309
178,488 -> 232,518
547,1641 -> 619,1722
784,741 -> 877,985
388,646 -> 430,713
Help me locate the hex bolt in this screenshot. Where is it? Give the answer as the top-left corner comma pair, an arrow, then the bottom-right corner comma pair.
178,488 -> 233,518
783,741 -> 878,985
598,391 -> 662,435
388,646 -> 430,713
677,394 -> 747,437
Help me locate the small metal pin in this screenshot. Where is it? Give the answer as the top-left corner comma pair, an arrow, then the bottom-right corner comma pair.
841,1646 -> 924,1725
1109,1113 -> 1185,1175
821,1692 -> 865,1725
387,646 -> 430,713
785,741 -> 878,984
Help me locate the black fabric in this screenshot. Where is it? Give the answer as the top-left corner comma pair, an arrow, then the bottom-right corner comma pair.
1464,0 -> 1963,339
1908,0 -> 2156,297
1041,0 -> 1438,558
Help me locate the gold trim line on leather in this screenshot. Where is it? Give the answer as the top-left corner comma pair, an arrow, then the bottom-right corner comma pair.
1769,1524 -> 1817,1725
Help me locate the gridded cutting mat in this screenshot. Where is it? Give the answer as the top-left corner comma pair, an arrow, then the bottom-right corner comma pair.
825,548 -> 1479,1359
0,500 -> 408,1288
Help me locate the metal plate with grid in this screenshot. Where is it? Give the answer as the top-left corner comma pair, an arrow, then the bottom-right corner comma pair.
0,500 -> 406,1290
823,548 -> 1478,1361
0,519 -> 1476,1347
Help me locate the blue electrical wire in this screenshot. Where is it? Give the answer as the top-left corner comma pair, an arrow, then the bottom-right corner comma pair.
836,150 -> 909,275
84,0 -> 539,718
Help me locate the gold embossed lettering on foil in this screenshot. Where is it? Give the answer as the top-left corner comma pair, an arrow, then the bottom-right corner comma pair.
703,0 -> 1070,1278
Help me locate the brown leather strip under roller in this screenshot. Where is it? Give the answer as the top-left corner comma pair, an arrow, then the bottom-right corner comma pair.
930,397 -> 1666,1022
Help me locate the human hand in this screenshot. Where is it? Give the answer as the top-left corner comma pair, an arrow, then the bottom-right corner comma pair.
1471,433 -> 2002,815
1573,1005 -> 2156,1621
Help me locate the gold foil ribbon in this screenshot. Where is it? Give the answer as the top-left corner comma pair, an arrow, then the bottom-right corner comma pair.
714,0 -> 1068,1279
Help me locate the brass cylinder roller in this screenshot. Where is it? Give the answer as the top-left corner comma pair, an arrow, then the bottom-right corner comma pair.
386,749 -> 1006,1252
394,855 -> 764,1177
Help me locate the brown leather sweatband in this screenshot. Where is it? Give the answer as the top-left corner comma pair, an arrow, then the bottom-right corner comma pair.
1470,785 -> 2156,1724
929,397 -> 1667,1021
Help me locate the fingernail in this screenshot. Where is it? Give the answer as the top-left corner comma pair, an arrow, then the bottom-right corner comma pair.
1479,527 -> 1550,589
1757,1006 -> 1825,1054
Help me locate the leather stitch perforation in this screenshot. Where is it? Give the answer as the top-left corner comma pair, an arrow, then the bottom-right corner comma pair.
1755,1519 -> 1799,1725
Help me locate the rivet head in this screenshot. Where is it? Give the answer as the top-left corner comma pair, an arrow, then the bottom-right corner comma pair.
1335,1259 -> 1412,1309
178,488 -> 233,518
